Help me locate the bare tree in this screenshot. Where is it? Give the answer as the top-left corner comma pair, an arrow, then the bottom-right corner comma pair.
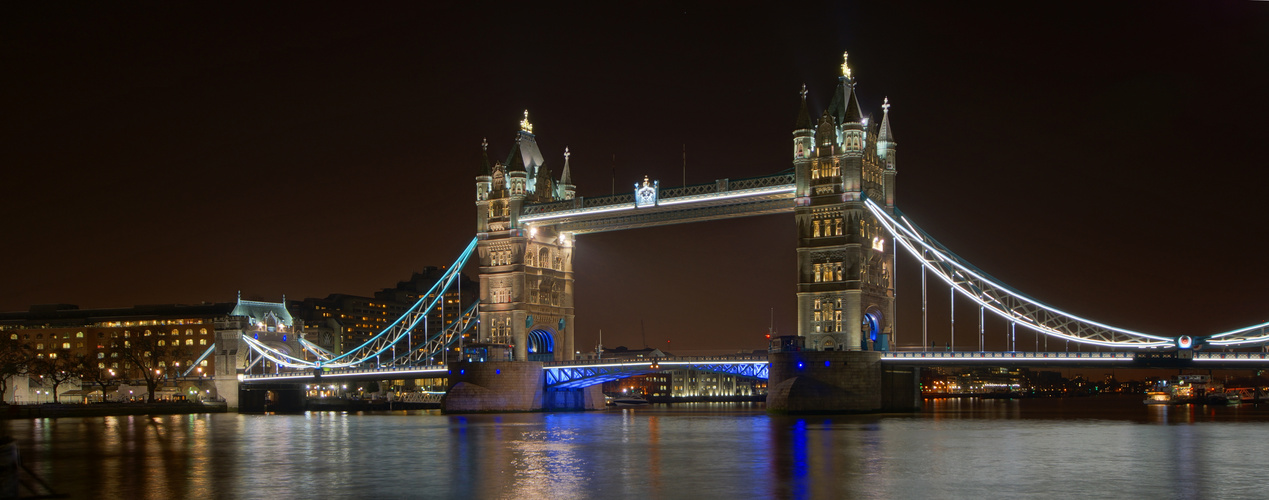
30,349 -> 81,404
0,335 -> 34,402
113,331 -> 177,402
74,353 -> 116,403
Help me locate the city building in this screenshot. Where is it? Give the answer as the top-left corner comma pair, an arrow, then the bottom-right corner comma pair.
0,296 -> 299,403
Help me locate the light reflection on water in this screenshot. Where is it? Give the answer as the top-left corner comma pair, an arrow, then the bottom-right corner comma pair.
4,398 -> 1269,499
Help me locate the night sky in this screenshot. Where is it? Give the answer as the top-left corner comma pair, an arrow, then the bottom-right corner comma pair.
5,3 -> 1268,354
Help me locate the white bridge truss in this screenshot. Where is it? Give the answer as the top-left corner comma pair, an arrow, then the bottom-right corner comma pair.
241,237 -> 479,370
867,198 -> 1269,349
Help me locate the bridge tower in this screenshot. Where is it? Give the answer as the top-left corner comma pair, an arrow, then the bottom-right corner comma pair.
474,111 -> 576,362
794,53 -> 898,351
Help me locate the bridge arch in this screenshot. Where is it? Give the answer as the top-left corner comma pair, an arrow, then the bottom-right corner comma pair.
527,327 -> 556,362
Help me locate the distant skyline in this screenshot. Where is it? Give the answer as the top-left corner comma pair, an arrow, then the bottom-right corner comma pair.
5,3 -> 1268,352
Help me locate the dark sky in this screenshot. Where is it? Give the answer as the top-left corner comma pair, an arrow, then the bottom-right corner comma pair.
4,3 -> 1268,353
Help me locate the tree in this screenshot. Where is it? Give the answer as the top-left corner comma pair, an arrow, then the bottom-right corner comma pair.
74,353 -> 116,403
113,331 -> 179,402
0,335 -> 34,402
30,349 -> 80,404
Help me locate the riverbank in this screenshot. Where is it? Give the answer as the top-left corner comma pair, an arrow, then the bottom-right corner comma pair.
0,402 -> 227,419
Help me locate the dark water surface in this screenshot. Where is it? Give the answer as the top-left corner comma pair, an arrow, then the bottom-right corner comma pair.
5,397 -> 1269,499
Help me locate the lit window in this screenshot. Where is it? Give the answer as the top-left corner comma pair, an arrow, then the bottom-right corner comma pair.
62,342 -> 70,349
7,334 -> 14,340
98,362 -> 105,369
97,353 -> 104,359
185,339 -> 193,346
200,339 -> 207,346
200,360 -> 208,367
35,344 -> 43,350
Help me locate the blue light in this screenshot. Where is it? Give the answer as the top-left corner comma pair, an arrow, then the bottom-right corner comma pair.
496,369 -> 501,375
797,361 -> 804,369
460,369 -> 465,375
824,360 -> 831,367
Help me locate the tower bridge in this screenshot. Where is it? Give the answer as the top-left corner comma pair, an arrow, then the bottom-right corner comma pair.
232,52 -> 1269,413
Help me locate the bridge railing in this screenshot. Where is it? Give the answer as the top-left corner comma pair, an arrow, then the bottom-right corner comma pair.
882,351 -> 1132,360
544,354 -> 769,367
520,172 -> 796,219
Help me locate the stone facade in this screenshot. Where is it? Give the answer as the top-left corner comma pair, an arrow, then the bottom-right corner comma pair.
475,115 -> 576,362
793,53 -> 898,352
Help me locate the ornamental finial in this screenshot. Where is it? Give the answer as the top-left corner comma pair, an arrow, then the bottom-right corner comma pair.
882,97 -> 890,113
800,84 -> 807,100
520,110 -> 534,133
841,51 -> 852,79
481,137 -> 488,151
564,147 -> 570,160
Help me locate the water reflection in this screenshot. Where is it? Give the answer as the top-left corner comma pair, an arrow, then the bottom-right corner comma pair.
5,400 -> 1269,498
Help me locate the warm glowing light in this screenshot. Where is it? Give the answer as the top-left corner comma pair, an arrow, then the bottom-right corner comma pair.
520,110 -> 533,133
841,51 -> 852,79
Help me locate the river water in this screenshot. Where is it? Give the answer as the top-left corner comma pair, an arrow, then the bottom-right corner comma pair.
4,397 -> 1268,499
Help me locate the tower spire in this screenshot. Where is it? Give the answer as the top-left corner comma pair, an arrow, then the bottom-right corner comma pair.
794,84 -> 813,130
479,137 -> 492,176
560,147 -> 572,185
878,97 -> 895,143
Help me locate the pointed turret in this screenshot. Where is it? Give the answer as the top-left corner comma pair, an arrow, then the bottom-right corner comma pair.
793,85 -> 815,160
478,138 -> 492,177
476,138 -> 493,203
795,84 -> 813,130
877,97 -> 896,163
559,147 -> 576,200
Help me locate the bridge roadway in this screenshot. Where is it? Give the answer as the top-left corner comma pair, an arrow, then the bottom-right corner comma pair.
236,351 -> 1269,385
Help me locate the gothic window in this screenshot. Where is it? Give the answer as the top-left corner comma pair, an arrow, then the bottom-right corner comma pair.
835,263 -> 843,281
813,220 -> 820,238
813,264 -> 822,282
539,248 -> 550,269
835,218 -> 843,235
834,311 -> 842,332
814,311 -> 821,322
526,251 -> 535,267
813,299 -> 821,310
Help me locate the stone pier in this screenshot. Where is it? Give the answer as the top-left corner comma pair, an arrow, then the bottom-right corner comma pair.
442,361 -> 603,413
766,350 -> 920,414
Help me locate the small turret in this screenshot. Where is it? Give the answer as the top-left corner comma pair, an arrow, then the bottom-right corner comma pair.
877,97 -> 896,169
506,136 -> 527,198
476,138 -> 492,202
559,147 -> 576,200
793,84 -> 814,159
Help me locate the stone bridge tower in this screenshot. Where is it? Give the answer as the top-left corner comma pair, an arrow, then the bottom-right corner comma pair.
794,53 -> 898,351
474,111 -> 576,362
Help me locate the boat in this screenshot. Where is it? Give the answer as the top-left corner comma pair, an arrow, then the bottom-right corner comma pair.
611,395 -> 650,406
1143,391 -> 1172,405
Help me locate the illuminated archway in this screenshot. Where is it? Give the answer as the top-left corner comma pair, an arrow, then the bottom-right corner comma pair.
527,328 -> 555,362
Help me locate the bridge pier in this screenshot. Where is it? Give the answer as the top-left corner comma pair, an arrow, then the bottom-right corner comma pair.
442,361 -> 602,413
766,350 -> 920,413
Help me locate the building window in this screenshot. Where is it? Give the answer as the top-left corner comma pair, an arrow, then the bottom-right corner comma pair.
185,339 -> 193,346
98,362 -> 105,369
7,334 -> 14,340
35,344 -> 43,350
97,352 -> 104,359
62,342 -> 70,349
200,339 -> 207,346
76,332 -> 84,338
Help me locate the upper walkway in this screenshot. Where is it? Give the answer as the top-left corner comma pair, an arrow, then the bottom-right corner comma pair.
519,172 -> 795,234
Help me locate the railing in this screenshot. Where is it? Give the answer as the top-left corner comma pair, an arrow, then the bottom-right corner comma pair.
520,171 -> 795,219
882,351 -> 1132,360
